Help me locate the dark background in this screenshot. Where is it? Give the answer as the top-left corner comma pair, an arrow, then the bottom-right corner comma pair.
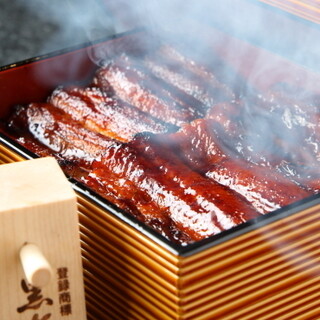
1,0 -> 320,72
0,0 -> 118,66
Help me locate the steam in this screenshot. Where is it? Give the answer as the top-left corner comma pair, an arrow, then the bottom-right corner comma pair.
89,0 -> 320,191
3,0 -> 320,252
1,0 -> 114,65
80,0 -> 320,105
7,0 -> 320,186
9,0 -> 320,75
111,0 -> 320,76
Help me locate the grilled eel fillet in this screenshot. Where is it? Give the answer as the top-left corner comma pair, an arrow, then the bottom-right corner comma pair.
7,102 -> 113,167
49,85 -> 171,142
143,44 -> 235,110
93,53 -> 205,127
164,118 -> 313,214
7,102 -> 260,244
206,98 -> 320,191
87,133 -> 260,244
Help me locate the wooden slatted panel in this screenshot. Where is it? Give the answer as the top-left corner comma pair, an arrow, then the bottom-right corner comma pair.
77,198 -> 180,320
259,0 -> 320,24
179,204 -> 320,319
0,144 -> 25,163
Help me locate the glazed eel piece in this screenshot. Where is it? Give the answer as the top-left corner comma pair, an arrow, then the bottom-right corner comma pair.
87,132 -> 260,244
7,102 -> 114,166
206,101 -> 288,166
277,161 -> 320,193
166,118 -> 313,214
207,97 -> 320,171
143,44 -> 235,110
207,99 -> 320,194
249,92 -> 320,166
6,102 -> 140,212
6,101 -> 260,244
93,53 -> 204,127
49,85 -> 171,142
235,91 -> 320,189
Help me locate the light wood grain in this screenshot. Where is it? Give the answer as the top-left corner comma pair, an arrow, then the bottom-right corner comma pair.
20,242 -> 54,288
0,157 -> 87,320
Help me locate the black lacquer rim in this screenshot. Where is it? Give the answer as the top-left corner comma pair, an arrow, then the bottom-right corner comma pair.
0,27 -> 146,71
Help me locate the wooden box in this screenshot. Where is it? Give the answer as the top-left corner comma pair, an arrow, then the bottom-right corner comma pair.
0,8 -> 320,319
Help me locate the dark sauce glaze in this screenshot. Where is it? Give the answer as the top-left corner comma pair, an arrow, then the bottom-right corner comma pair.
87,133 -> 260,244
3,44 -> 320,245
143,44 -> 235,110
93,55 -> 204,127
50,86 -> 170,142
157,118 -> 313,214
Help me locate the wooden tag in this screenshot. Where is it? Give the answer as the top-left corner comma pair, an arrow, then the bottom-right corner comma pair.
0,157 -> 86,320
